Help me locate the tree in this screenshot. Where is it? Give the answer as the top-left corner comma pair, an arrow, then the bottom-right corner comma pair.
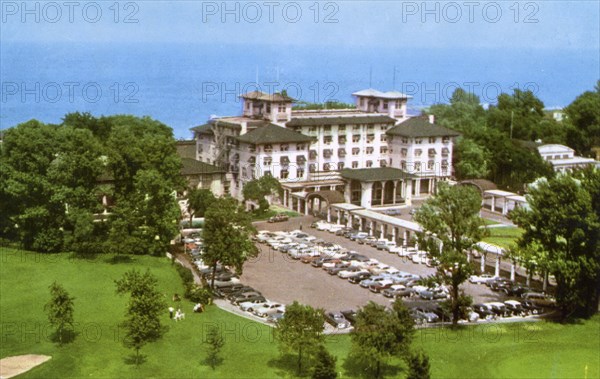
44,282 -> 75,345
406,351 -> 431,379
487,89 -> 545,141
510,172 -> 600,318
242,174 -> 283,212
275,301 -> 325,375
453,138 -> 491,179
349,301 -> 415,378
414,183 -> 486,326
202,197 -> 257,288
115,269 -> 166,365
312,345 -> 337,379
186,188 -> 215,226
203,326 -> 225,369
564,81 -> 600,155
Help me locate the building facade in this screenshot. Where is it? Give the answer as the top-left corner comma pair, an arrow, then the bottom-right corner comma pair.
537,144 -> 597,173
192,88 -> 460,211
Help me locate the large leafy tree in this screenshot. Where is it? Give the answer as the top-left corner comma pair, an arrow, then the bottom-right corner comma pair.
186,188 -> 215,226
564,81 -> 600,156
275,301 -> 325,375
511,172 -> 600,318
115,269 -> 166,365
414,183 -> 486,325
349,301 -> 415,379
487,89 -> 545,141
202,197 -> 257,288
453,138 -> 491,180
242,174 -> 283,212
44,282 -> 75,345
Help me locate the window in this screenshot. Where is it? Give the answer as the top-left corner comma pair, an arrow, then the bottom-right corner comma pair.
401,148 -> 408,157
278,104 -> 286,112
338,162 -> 344,169
246,102 -> 250,109
297,143 -> 305,150
366,147 -> 374,154
309,126 -> 317,132
380,159 -> 387,167
380,134 -> 387,142
323,163 -> 331,171
266,104 -> 271,113
415,149 -> 422,157
442,137 -> 450,143
428,148 -> 437,157
338,136 -> 346,144
296,155 -> 307,164
442,159 -> 449,168
366,160 -> 373,168
297,168 -> 305,177
264,157 -> 272,166
309,150 -> 318,159
402,137 -> 408,144
280,169 -> 289,179
415,161 -> 422,170
323,149 -> 333,158
324,136 -> 332,145
415,138 -> 423,144
352,134 -> 361,143
367,124 -> 374,131
338,125 -> 346,132
249,144 -> 256,153
352,161 -> 359,168
383,102 -> 388,110
429,137 -> 436,143
352,148 -> 360,156
366,134 -> 374,143
280,156 -> 290,165
395,100 -> 402,108
401,160 -> 407,170
353,125 -> 361,131
442,148 -> 449,156
380,146 -> 388,154
428,160 -> 434,170
248,156 -> 256,164
309,164 -> 316,173
264,144 -> 273,153
324,125 -> 331,132
338,148 -> 347,157
280,144 -> 289,151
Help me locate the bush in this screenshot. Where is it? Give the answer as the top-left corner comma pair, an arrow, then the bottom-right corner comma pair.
175,264 -> 194,286
186,284 -> 212,304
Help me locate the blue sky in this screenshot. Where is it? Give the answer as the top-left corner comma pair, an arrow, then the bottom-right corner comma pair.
2,1 -> 599,50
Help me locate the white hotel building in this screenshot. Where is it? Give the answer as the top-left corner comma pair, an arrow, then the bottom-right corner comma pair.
192,89 -> 460,214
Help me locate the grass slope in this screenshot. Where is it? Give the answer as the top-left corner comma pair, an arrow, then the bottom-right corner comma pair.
1,248 -> 598,378
482,227 -> 524,249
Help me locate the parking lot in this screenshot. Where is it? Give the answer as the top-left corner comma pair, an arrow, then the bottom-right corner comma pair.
239,215 -> 508,313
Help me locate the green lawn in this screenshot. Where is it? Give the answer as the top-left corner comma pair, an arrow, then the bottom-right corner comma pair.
250,205 -> 301,222
481,218 -> 500,226
1,249 -> 598,378
482,227 -> 524,249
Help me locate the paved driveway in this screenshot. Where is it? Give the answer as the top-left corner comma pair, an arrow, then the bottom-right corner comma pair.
240,216 -> 506,312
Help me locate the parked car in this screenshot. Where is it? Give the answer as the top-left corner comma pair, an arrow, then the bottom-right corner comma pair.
230,292 -> 264,305
468,274 -> 498,284
520,300 -> 543,315
522,292 -> 556,307
471,303 -> 497,320
268,214 -> 289,223
369,279 -> 395,293
382,284 -> 409,298
239,298 -> 268,312
359,275 -> 391,288
340,310 -> 357,325
504,300 -> 527,316
324,311 -> 351,329
266,311 -> 285,324
505,284 -> 530,297
411,252 -> 428,264
338,266 -> 367,279
413,307 -> 440,323
326,263 -> 352,275
350,232 -> 369,241
348,271 -> 372,284
254,302 -> 286,318
419,288 -> 449,300
360,236 -> 378,245
489,278 -> 514,292
486,302 -> 509,317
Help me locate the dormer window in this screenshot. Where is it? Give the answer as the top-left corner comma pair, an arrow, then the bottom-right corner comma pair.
415,138 -> 423,144
280,144 -> 289,151
429,137 -> 436,143
402,137 -> 408,144
324,136 -> 332,145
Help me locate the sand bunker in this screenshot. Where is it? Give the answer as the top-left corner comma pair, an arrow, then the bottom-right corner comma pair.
0,354 -> 51,379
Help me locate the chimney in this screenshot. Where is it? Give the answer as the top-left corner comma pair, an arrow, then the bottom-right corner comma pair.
428,115 -> 435,124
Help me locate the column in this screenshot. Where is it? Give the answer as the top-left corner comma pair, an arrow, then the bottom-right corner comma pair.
369,221 -> 374,236
405,180 -> 412,206
336,210 -> 341,225
346,212 -> 352,228
480,254 -> 486,273
415,179 -> 421,196
502,199 -> 508,215
380,224 -> 385,239
381,185 -> 385,206
327,207 -> 331,223
491,196 -> 496,213
283,190 -> 288,208
361,182 -> 373,208
359,217 -> 364,231
296,198 -> 301,213
403,230 -> 408,246
305,200 -> 310,216
392,227 -> 397,243
494,256 -> 501,277
510,262 -> 516,281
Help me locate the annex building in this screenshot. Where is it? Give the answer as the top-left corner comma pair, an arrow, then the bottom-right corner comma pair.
191,88 -> 460,213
